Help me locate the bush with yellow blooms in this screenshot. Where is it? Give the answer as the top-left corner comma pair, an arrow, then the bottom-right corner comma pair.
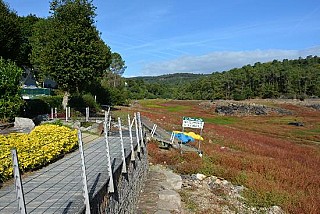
0,124 -> 78,183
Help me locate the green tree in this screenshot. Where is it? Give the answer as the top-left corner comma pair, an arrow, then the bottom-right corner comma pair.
18,14 -> 41,67
107,52 -> 127,87
0,0 -> 22,63
0,58 -> 24,121
30,0 -> 111,107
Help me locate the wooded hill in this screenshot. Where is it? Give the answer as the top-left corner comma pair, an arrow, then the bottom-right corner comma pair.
130,73 -> 209,86
126,56 -> 320,100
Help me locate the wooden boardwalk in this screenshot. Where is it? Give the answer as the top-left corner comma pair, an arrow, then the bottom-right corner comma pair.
0,133 -> 138,214
141,116 -> 175,145
141,117 -> 199,153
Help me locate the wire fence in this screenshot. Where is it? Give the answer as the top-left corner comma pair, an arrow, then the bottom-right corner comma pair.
0,111 -> 146,214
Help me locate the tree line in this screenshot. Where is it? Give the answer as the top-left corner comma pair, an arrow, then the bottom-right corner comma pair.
126,56 -> 320,100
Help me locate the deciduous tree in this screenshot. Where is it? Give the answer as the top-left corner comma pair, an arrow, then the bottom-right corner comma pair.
30,0 -> 111,107
0,0 -> 22,63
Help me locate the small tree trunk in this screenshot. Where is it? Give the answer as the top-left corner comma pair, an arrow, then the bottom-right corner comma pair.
62,91 -> 69,110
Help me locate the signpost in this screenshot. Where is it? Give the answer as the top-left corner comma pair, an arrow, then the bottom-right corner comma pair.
182,117 -> 204,130
182,117 -> 204,155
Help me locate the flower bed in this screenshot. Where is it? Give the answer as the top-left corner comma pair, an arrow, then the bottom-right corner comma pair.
0,124 -> 78,183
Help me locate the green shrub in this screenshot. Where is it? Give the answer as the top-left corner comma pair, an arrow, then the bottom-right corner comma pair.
39,95 -> 63,110
69,93 -> 100,115
0,58 -> 24,122
23,99 -> 50,118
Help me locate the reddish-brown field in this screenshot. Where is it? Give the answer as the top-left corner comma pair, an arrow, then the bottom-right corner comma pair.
114,99 -> 320,214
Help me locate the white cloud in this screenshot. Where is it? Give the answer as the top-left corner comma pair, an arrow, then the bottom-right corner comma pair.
140,46 -> 320,76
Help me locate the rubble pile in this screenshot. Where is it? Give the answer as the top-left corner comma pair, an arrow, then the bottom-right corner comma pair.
307,104 -> 320,110
180,173 -> 285,214
215,102 -> 292,116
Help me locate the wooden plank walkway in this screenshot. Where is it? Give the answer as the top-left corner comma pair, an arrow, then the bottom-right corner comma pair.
0,133 -> 138,214
141,116 -> 199,153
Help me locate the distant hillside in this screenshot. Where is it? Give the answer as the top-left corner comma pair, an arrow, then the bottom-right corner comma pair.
128,73 -> 209,86
124,56 -> 320,100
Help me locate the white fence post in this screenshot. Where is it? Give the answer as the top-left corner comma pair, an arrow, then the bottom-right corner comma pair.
65,107 -> 68,122
128,114 -> 135,161
151,124 -> 157,137
103,122 -> 114,193
85,107 -> 89,122
68,107 -> 71,118
134,113 -> 141,153
170,132 -> 175,144
77,130 -> 91,214
54,107 -> 57,118
137,112 -> 144,148
104,107 -> 110,122
108,115 -> 112,132
11,149 -> 27,214
118,117 -> 127,173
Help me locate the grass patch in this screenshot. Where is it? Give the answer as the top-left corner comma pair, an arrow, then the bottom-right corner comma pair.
179,190 -> 198,212
111,110 -> 131,122
145,104 -> 164,109
310,127 -> 320,133
166,105 -> 190,112
291,128 -> 320,140
204,116 -> 238,125
138,99 -> 167,106
243,189 -> 289,208
267,116 -> 303,125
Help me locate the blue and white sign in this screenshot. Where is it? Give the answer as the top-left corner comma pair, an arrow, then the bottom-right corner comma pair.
182,117 -> 204,129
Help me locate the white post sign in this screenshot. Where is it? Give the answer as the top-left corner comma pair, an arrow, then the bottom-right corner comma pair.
182,117 -> 204,129
182,117 -> 204,155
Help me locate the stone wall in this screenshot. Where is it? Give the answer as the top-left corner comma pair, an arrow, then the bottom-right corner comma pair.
88,144 -> 149,214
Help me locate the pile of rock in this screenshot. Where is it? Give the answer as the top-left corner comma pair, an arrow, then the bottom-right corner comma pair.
307,104 -> 320,110
139,165 -> 285,213
215,102 -> 292,116
180,173 -> 285,214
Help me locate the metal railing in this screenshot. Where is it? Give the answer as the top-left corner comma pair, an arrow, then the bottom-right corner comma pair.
1,110 -> 146,214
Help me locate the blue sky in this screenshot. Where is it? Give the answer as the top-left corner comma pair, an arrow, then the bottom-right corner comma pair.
7,0 -> 320,77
